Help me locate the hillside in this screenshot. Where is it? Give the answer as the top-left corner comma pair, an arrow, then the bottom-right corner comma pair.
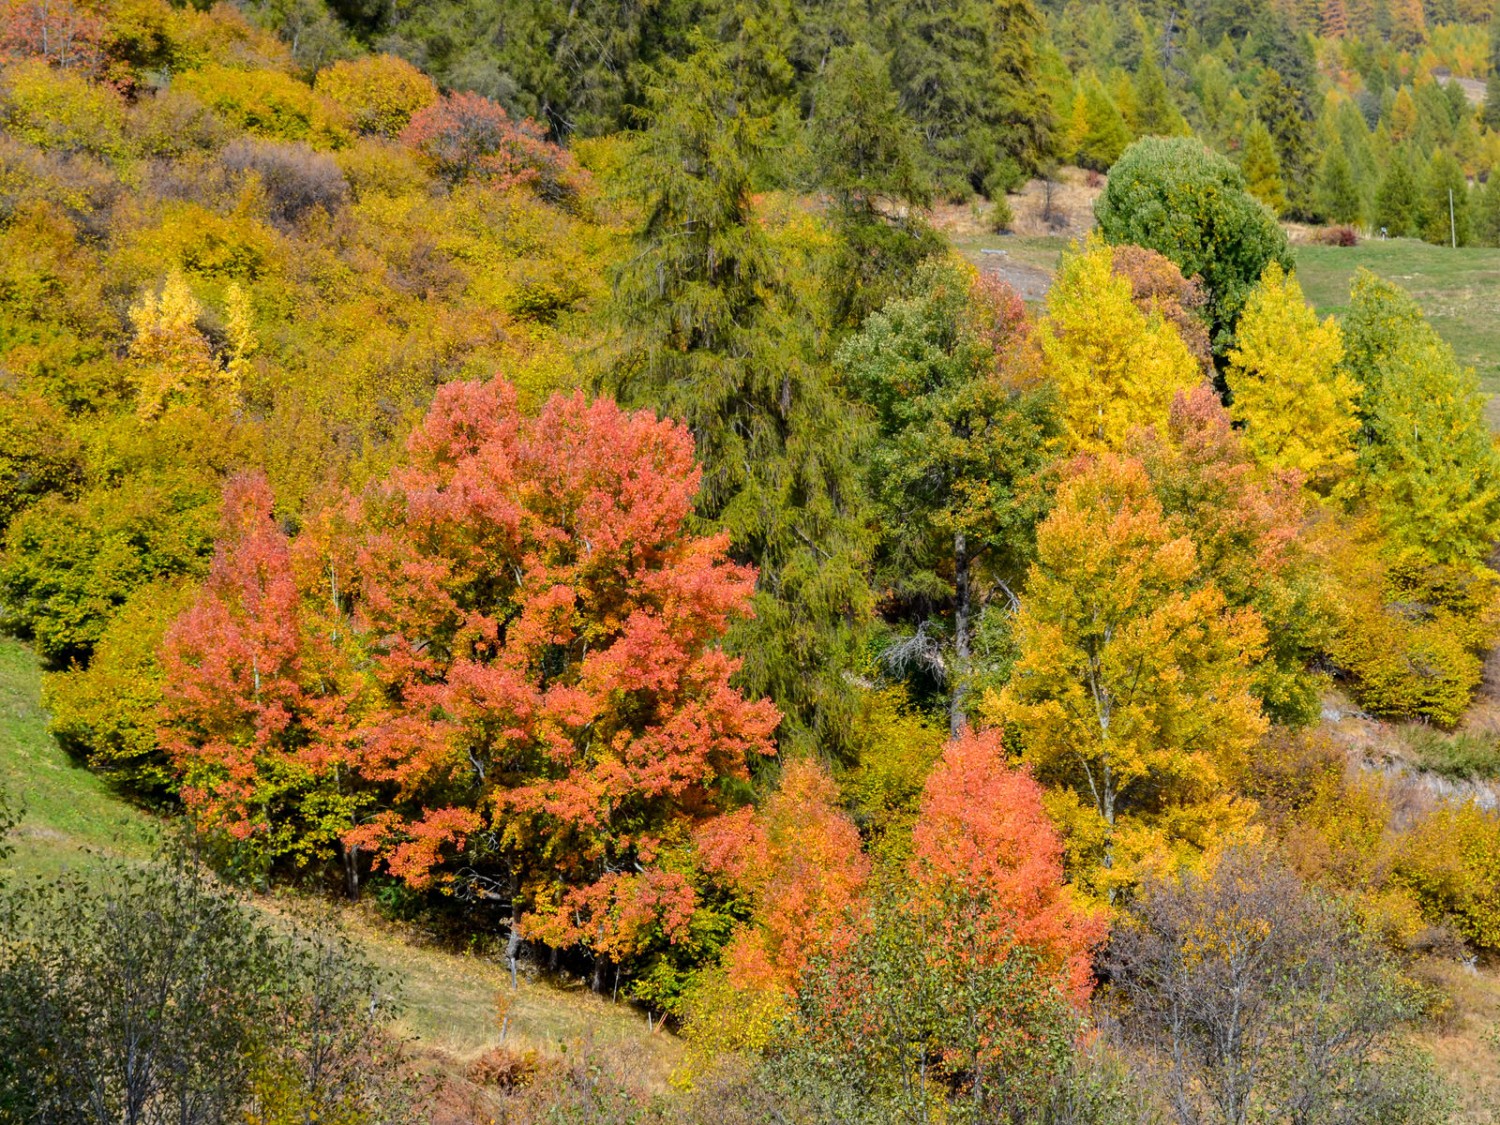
0,634 -> 678,1078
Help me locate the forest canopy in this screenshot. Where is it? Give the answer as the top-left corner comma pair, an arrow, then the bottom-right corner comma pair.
3,0 -> 1500,1119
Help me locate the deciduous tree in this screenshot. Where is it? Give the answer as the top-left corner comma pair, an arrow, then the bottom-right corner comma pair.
991,453 -> 1267,898
1038,238 -> 1203,455
1226,263 -> 1359,490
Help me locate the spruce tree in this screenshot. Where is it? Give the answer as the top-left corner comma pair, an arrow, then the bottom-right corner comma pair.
1374,151 -> 1421,237
1256,71 -> 1316,219
883,0 -> 1055,195
1241,117 -> 1288,215
1419,149 -> 1471,246
603,44 -> 874,757
1316,147 -> 1363,224
808,43 -> 942,327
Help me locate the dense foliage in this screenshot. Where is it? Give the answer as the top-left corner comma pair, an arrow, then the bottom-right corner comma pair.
5,0 -> 1500,1115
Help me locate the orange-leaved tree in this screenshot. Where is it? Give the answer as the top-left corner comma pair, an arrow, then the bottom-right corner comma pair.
160,473 -> 368,884
909,728 -> 1106,1007
696,759 -> 870,996
340,379 -> 779,971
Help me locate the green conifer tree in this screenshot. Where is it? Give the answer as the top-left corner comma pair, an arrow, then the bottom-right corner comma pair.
1241,117 -> 1288,215
1075,71 -> 1133,171
1374,151 -> 1422,237
1474,175 -> 1500,246
1342,271 -> 1500,564
603,44 -> 874,756
1130,52 -> 1188,136
883,0 -> 1055,195
809,43 -> 942,327
1419,149 -> 1472,246
1317,147 -> 1363,224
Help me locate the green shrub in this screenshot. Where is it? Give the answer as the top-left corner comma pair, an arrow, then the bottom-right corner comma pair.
1094,136 -> 1292,350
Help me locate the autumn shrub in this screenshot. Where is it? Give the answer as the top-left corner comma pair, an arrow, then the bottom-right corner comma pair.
1328,546 -> 1499,726
1402,727 -> 1500,781
1394,801 -> 1500,952
0,58 -> 127,157
401,91 -> 582,205
334,136 -> 429,200
1316,223 -> 1361,246
44,579 -> 193,793
221,137 -> 348,228
126,87 -> 226,157
315,54 -> 436,138
1109,848 -> 1450,1124
0,854 -> 412,1125
175,64 -> 349,149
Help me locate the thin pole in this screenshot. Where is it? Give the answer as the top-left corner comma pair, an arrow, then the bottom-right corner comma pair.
1450,187 -> 1457,249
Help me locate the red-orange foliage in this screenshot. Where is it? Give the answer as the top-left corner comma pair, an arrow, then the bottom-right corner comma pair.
1110,245 -> 1213,372
341,380 -> 778,944
400,91 -> 583,205
0,0 -> 107,77
697,760 -> 870,994
160,473 -> 359,856
909,729 -> 1106,1006
162,381 -> 778,959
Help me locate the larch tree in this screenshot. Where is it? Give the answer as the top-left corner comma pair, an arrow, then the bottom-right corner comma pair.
1240,117 -> 1287,216
1130,386 -> 1324,726
1037,238 -> 1203,455
838,264 -> 1058,733
1342,272 -> 1500,566
990,453 -> 1268,900
602,44 -> 873,758
1073,70 -> 1133,171
1226,263 -> 1359,491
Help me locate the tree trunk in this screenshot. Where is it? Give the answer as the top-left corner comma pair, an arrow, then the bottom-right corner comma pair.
950,529 -> 971,737
506,904 -> 522,990
341,841 -> 360,900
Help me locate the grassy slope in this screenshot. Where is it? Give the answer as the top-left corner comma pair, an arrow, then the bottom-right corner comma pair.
0,636 -> 679,1071
1293,240 -> 1500,427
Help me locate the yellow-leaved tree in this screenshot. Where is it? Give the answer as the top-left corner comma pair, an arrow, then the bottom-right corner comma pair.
987,453 -> 1268,901
1038,238 -> 1202,454
129,271 -> 241,419
1226,263 -> 1359,491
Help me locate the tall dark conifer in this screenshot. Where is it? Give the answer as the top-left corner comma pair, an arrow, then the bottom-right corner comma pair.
603,44 -> 874,757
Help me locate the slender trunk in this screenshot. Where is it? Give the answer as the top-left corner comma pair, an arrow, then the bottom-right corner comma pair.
950,529 -> 971,737
341,841 -> 360,900
506,904 -> 522,990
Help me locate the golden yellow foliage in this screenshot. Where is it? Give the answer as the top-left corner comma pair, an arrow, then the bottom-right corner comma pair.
987,453 -> 1267,901
1227,263 -> 1359,490
1038,238 -> 1203,454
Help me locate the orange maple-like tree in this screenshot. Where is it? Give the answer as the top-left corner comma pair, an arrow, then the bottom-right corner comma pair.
164,380 -> 780,964
696,759 -> 871,994
909,728 -> 1106,1006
